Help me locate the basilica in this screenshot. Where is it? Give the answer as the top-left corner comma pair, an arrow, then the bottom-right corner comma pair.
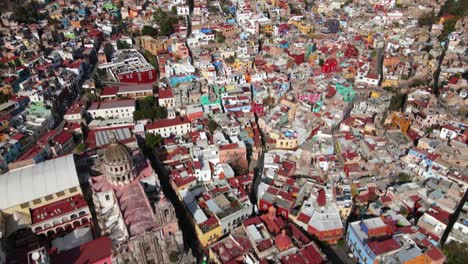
89,135 -> 192,263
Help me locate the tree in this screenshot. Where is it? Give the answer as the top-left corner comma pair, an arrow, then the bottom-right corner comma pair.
224,56 -> 235,64
215,32 -> 226,43
397,172 -> 411,183
263,96 -> 275,107
146,133 -> 164,148
75,143 -> 87,153
117,40 -> 130,50
103,43 -> 114,62
0,92 -> 11,104
133,97 -> 168,121
85,92 -> 97,102
12,1 -> 43,24
141,25 -> 157,37
418,11 -> 435,26
207,119 -> 218,134
319,58 -> 325,66
443,241 -> 468,264
439,18 -> 457,41
153,8 -> 178,36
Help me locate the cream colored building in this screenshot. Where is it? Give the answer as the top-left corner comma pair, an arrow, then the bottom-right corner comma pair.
0,155 -> 82,238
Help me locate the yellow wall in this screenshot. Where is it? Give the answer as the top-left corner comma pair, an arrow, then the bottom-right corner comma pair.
276,137 -> 298,149
382,79 -> 399,87
141,37 -> 167,55
260,24 -> 273,35
339,207 -> 351,219
195,222 -> 222,248
1,186 -> 82,216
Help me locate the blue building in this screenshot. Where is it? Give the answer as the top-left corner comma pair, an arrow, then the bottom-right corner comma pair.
0,140 -> 22,164
346,218 -> 401,264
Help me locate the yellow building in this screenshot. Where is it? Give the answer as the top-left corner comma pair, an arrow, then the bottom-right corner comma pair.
280,98 -> 298,121
275,137 -> 298,150
140,36 -> 168,55
194,220 -> 223,248
269,131 -> 299,150
259,21 -> 273,35
391,112 -> 411,134
339,206 -> 352,219
0,155 -> 82,237
233,59 -> 251,71
289,20 -> 314,36
382,78 -> 399,87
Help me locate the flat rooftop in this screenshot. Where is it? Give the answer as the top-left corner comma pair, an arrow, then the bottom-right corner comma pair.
31,194 -> 88,224
0,155 -> 80,210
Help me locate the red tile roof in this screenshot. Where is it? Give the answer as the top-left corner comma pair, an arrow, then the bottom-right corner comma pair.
65,102 -> 83,115
425,246 -> 446,262
31,194 -> 88,224
317,189 -> 326,207
426,206 -> 451,225
54,131 -> 73,145
53,236 -> 112,264
158,88 -> 174,99
145,117 -> 190,130
367,238 -> 401,255
100,86 -> 119,96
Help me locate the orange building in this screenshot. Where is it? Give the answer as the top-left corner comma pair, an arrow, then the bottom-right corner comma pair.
391,112 -> 411,134
218,143 -> 248,172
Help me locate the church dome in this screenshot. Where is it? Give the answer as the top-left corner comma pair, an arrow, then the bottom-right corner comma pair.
103,141 -> 132,166
102,134 -> 135,186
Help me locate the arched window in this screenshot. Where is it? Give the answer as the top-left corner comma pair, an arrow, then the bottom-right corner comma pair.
79,211 -> 87,217
70,214 -> 78,219
34,226 -> 43,232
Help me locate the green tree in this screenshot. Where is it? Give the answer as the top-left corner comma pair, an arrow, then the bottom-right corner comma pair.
141,25 -> 157,37
439,19 -> 457,41
117,40 -> 130,50
0,92 -> 11,104
169,251 -> 179,262
75,143 -> 87,153
215,32 -> 226,43
103,43 -> 114,62
153,8 -> 178,36
319,58 -> 324,66
146,133 -> 164,148
207,119 -> 218,134
444,241 -> 468,264
133,97 -> 168,121
397,172 -> 411,183
12,1 -> 43,23
224,56 -> 235,64
418,11 -> 435,26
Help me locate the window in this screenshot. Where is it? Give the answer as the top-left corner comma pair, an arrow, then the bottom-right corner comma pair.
70,187 -> 78,193
45,195 -> 54,201
56,191 -> 65,197
20,202 -> 30,209
33,198 -> 42,205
